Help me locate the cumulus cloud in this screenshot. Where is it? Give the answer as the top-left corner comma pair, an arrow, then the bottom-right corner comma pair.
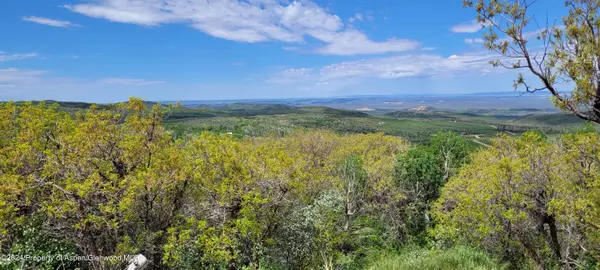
0,52 -> 38,62
317,29 -> 419,55
450,20 -> 487,33
65,0 -> 418,55
22,16 -> 81,27
99,78 -> 166,86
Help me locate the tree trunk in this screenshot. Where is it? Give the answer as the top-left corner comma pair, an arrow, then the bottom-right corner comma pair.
545,215 -> 563,263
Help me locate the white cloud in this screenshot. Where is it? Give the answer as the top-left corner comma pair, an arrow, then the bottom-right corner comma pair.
522,27 -> 559,40
349,13 -> 363,23
464,38 -> 484,44
65,0 -> 418,55
268,68 -> 314,83
0,68 -> 168,101
320,56 -> 432,80
1,69 -> 164,87
99,78 -> 166,86
265,51 -> 505,87
0,68 -> 55,97
0,52 -> 38,62
22,16 -> 81,28
316,29 -> 419,55
492,26 -> 565,45
0,68 -> 46,84
301,52 -> 502,82
282,46 -> 300,51
450,20 -> 486,33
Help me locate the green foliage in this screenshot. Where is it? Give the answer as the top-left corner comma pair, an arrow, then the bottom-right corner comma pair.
4,98 -> 600,270
2,215 -> 80,270
394,132 -> 474,243
165,107 -> 507,143
0,99 -> 417,269
337,154 -> 368,231
512,113 -> 588,128
0,98 -> 189,269
367,246 -> 507,270
433,131 -> 600,268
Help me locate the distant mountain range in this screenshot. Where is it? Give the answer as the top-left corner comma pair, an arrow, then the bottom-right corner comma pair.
164,91 -> 557,112
6,91 -> 557,112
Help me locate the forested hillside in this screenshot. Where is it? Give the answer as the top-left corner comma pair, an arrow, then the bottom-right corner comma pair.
5,0 -> 600,268
1,99 -> 599,269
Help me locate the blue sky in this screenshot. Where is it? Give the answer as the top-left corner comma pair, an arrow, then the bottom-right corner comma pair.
1,0 -> 566,102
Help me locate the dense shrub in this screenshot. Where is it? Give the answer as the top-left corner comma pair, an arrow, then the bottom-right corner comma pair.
433,131 -> 600,268
0,100 -> 410,269
4,99 -> 600,269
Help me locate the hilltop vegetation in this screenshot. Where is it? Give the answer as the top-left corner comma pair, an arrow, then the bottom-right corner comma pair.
1,99 -> 599,270
160,102 -> 584,143
510,113 -> 585,128
1,99 -> 414,269
4,0 -> 600,268
16,100 -> 583,144
1,99 -> 598,270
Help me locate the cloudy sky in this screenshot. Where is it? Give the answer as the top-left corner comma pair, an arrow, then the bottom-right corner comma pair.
2,0 -> 565,102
